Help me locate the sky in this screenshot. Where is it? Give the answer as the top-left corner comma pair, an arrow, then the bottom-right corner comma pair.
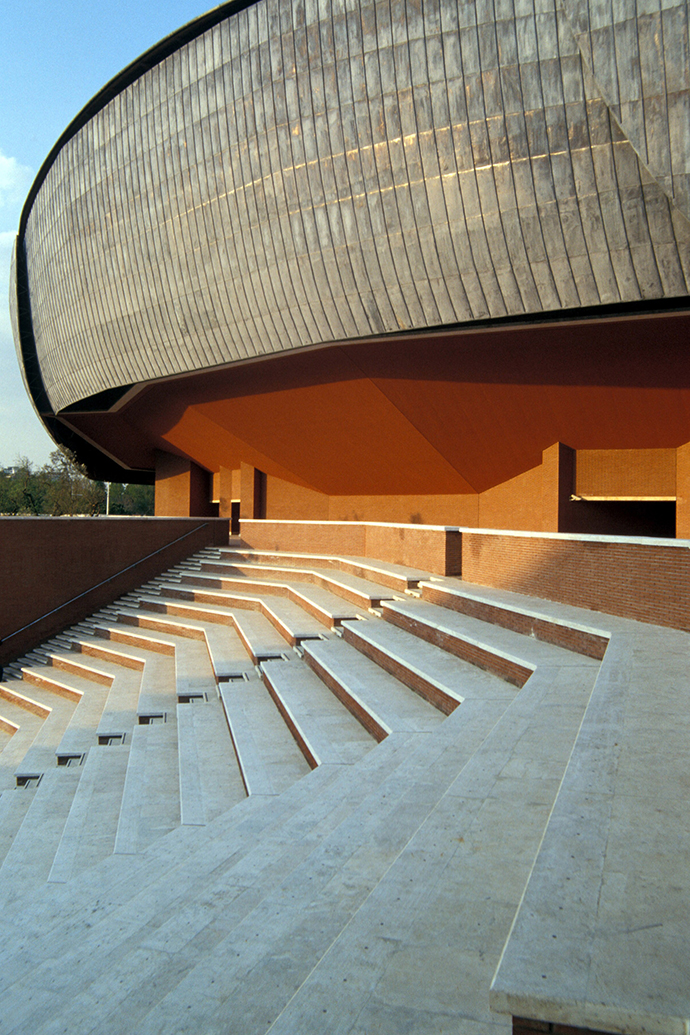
0,0 -> 220,468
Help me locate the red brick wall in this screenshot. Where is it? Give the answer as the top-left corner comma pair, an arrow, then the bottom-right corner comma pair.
239,520 -> 462,575
0,517 -> 229,665
461,532 -> 690,632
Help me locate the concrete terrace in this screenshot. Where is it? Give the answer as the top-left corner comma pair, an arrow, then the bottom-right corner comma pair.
0,543 -> 686,1035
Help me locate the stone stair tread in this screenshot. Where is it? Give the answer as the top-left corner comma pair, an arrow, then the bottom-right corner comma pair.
25,698 -> 521,1035
191,562 -> 400,604
490,622 -> 690,1035
96,664 -> 148,741
203,624 -> 264,680
304,637 -> 446,735
177,694 -> 246,826
217,549 -> 430,589
1,730 -> 442,1029
0,708 -> 44,787
7,692 -> 79,778
148,589 -> 329,648
48,744 -> 130,883
260,658 -> 376,766
342,617 -> 523,703
0,768 -> 83,900
382,597 -> 585,669
114,719 -> 180,856
159,577 -> 369,626
0,787 -> 36,866
219,675 -> 311,796
423,577 -> 611,657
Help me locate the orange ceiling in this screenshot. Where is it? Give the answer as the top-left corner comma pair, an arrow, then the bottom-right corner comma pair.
62,309 -> 690,494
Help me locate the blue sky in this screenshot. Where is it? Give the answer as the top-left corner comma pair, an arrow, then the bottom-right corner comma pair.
0,0 -> 219,468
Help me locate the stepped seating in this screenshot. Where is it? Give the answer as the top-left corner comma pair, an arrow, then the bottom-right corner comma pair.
0,543 -> 685,1034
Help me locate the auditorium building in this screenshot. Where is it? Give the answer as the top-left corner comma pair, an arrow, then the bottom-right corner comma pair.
9,0 -> 690,536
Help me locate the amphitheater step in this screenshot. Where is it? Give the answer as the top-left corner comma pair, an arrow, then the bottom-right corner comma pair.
0,787 -> 35,866
216,549 -> 429,592
185,563 -> 399,610
219,673 -> 312,796
260,658 -> 377,767
203,623 -> 261,680
161,579 -> 369,629
340,617 -> 511,714
0,766 -> 82,902
420,579 -> 610,659
48,744 -> 129,883
177,694 -> 246,826
0,701 -> 44,789
303,636 -> 446,739
114,718 -> 180,855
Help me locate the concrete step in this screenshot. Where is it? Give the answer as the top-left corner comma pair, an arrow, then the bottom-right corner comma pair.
303,637 -> 446,740
177,694 -> 246,826
48,744 -> 130,883
219,673 -> 311,796
341,615 -> 520,714
260,658 -> 376,767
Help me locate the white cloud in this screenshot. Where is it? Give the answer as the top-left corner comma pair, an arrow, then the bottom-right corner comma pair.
0,150 -> 33,210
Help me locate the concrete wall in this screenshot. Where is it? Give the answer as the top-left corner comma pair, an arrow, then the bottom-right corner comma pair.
0,517 -> 229,665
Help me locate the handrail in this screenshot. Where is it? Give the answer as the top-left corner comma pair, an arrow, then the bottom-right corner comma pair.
0,522 -> 210,648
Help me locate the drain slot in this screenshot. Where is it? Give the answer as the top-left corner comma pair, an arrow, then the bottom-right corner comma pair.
138,713 -> 166,725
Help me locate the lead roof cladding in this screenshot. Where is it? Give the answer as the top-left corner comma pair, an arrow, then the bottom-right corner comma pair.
13,0 -> 690,416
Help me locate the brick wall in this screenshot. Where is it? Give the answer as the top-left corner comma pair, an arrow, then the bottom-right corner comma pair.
0,517 -> 229,665
239,520 -> 462,575
461,532 -> 690,632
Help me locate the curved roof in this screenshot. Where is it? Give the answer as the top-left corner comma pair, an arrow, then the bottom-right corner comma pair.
10,0 -> 690,479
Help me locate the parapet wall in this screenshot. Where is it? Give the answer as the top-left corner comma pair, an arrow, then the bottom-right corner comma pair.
0,517 -> 229,665
240,519 -> 462,576
241,520 -> 690,632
